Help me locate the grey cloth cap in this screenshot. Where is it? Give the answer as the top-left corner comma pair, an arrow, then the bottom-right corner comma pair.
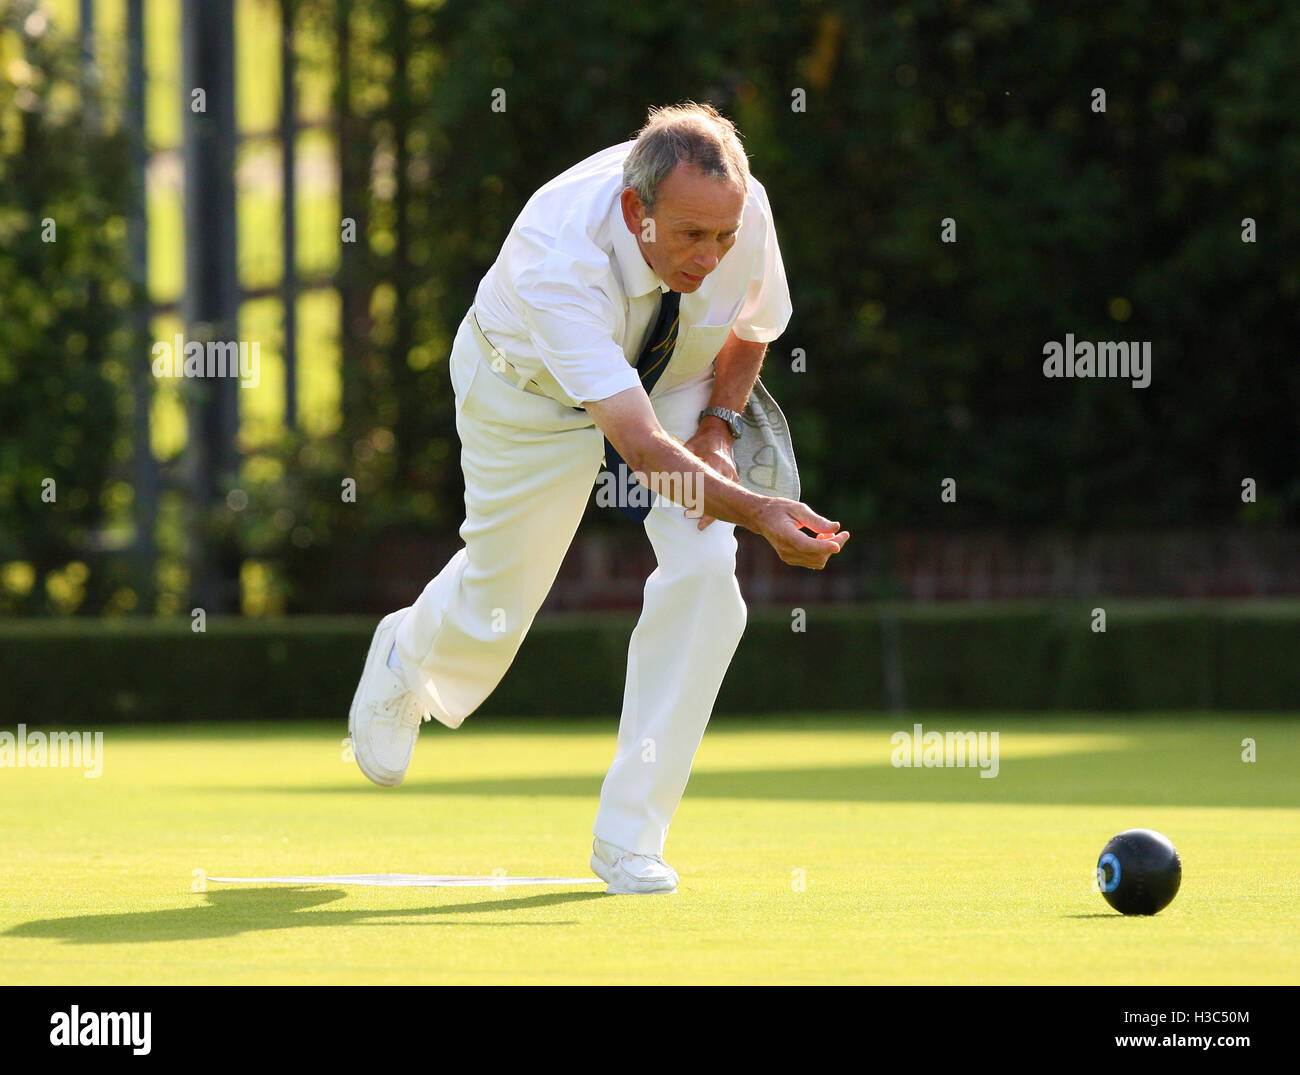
735,377 -> 801,502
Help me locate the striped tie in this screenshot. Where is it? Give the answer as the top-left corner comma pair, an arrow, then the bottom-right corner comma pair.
602,288 -> 681,522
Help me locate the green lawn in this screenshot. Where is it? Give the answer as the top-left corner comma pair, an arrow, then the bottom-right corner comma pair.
2,714 -> 1296,984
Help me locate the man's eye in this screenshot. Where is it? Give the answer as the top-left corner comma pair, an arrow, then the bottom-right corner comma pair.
687,231 -> 702,239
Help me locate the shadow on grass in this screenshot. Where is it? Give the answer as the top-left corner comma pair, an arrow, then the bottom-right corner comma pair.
6,888 -> 607,946
1062,913 -> 1130,919
242,748 -> 1300,809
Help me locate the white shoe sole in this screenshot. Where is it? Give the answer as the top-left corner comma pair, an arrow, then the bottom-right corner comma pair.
348,610 -> 409,787
590,851 -> 678,895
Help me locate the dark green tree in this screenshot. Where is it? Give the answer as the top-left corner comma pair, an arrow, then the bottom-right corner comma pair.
0,6 -> 131,614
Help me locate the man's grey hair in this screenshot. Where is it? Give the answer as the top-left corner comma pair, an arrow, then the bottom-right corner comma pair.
623,102 -> 750,211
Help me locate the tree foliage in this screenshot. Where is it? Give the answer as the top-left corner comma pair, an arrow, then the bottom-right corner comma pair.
0,8 -> 131,613
6,0 -> 1299,615
327,0 -> 1300,541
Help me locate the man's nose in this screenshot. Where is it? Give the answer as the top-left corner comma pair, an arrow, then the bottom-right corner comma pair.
694,251 -> 720,272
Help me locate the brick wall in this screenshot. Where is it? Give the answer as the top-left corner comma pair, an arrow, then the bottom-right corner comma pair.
351,525 -> 1299,613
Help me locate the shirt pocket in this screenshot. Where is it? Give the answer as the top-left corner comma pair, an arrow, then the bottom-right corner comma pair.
663,296 -> 744,390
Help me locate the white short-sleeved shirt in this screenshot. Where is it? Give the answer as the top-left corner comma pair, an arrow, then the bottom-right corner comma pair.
472,140 -> 792,407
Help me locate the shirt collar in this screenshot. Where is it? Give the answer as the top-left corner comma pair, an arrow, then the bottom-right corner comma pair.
610,196 -> 668,298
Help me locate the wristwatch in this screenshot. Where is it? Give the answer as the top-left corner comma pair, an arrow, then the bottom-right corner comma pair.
699,406 -> 743,439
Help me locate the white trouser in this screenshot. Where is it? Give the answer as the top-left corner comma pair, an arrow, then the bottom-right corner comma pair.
393,311 -> 747,855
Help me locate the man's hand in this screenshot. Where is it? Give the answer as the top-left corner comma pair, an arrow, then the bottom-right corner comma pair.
753,499 -> 850,569
682,425 -> 737,529
687,417 -> 849,568
585,387 -> 849,570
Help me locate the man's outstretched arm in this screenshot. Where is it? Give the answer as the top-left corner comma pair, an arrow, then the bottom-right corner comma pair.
585,387 -> 849,571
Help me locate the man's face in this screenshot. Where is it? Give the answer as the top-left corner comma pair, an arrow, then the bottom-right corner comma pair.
621,163 -> 746,294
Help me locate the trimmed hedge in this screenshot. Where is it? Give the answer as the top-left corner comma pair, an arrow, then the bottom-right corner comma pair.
0,601 -> 1297,725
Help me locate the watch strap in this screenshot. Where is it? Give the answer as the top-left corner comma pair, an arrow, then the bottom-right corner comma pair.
699,406 -> 743,439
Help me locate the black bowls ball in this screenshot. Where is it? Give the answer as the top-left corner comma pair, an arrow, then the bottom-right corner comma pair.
1096,828 -> 1182,915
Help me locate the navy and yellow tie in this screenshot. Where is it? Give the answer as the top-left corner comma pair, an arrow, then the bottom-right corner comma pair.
602,288 -> 681,522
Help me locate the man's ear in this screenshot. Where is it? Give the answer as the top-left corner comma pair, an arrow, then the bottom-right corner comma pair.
620,187 -> 645,235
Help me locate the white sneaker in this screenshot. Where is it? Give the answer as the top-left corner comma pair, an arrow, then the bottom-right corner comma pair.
591,837 -> 679,894
348,609 -> 430,787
